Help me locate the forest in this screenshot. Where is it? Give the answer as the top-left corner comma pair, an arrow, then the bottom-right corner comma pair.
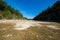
33,1 -> 60,23
0,0 -> 23,19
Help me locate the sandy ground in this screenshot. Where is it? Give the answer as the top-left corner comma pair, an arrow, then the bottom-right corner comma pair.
0,20 -> 60,30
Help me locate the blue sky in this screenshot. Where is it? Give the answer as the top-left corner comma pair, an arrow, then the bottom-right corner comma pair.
4,0 -> 57,19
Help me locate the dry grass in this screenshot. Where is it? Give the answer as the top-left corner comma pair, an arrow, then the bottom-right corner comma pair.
0,21 -> 60,40
0,23 -> 15,28
0,26 -> 60,40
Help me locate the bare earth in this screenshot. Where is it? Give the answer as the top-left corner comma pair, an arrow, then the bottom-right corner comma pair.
0,20 -> 60,40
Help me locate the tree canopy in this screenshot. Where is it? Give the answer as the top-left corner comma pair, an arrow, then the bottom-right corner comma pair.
33,1 -> 60,23
0,0 -> 23,19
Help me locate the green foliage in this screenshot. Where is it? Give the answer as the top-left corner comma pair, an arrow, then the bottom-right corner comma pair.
3,10 -> 12,19
0,0 -> 7,10
33,1 -> 60,22
0,0 -> 23,19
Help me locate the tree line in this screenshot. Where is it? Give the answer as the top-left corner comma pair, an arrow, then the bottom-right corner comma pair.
33,1 -> 60,23
0,0 -> 23,19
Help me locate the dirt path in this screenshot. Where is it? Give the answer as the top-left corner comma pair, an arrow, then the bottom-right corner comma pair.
0,20 -> 60,30
0,20 -> 60,40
